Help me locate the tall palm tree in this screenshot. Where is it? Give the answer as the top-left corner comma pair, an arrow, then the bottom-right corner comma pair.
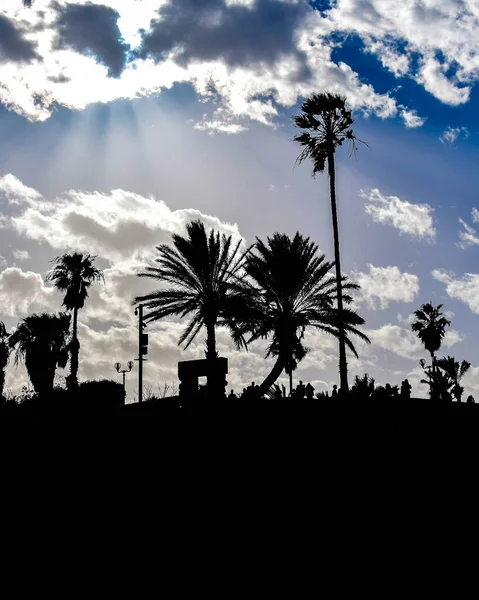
435,356 -> 471,402
0,322 -> 10,399
234,232 -> 370,397
133,220 -> 249,396
46,252 -> 104,390
412,303 -> 451,396
292,93 -> 364,393
8,312 -> 71,397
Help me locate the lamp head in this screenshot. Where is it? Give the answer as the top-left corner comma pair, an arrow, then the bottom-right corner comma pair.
115,362 -> 121,372
127,360 -> 134,371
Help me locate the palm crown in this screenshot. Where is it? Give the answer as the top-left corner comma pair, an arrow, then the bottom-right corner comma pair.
8,312 -> 71,395
133,220 -> 248,356
435,356 -> 471,401
293,93 -> 359,175
411,303 -> 451,358
47,252 -> 104,311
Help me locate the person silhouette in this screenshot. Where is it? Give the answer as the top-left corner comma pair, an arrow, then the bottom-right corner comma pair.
305,382 -> 314,399
228,390 -> 236,400
400,379 -> 412,400
467,395 -> 475,404
331,384 -> 338,398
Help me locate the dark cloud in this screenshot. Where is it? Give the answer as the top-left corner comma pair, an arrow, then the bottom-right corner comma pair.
0,15 -> 40,63
47,73 -> 71,84
53,2 -> 129,78
139,0 -> 312,76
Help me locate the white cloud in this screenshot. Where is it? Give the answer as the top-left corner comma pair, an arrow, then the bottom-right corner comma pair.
417,57 -> 470,105
193,117 -> 247,135
443,329 -> 464,348
0,174 -> 242,265
353,264 -> 420,310
0,0 -> 430,128
432,268 -> 479,314
440,126 -> 470,144
324,1 -> 477,106
457,217 -> 479,249
366,324 -> 423,360
12,249 -> 30,261
364,40 -> 410,77
0,266 -> 58,317
1,0 -> 478,130
400,108 -> 425,128
362,188 -> 436,241
365,322 -> 462,362
0,173 -> 43,205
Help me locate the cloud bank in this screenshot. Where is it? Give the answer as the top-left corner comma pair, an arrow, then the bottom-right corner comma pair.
1,0 -> 478,128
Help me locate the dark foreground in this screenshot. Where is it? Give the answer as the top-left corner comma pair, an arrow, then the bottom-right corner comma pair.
3,393 -> 478,423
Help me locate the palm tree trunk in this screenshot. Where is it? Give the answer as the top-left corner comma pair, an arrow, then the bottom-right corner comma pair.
328,149 -> 348,393
68,307 -> 79,390
0,370 -> 4,399
206,320 -> 222,399
258,356 -> 286,397
431,351 -> 436,400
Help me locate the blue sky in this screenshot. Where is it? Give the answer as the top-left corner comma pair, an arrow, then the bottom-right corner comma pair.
1,0 -> 479,399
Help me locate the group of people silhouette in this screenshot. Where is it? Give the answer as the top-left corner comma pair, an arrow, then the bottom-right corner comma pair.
227,380 -> 317,400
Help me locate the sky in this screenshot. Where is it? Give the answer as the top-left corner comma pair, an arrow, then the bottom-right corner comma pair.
1,0 -> 479,401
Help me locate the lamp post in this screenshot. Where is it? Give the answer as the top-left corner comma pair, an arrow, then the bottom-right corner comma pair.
115,361 -> 134,399
134,304 -> 148,403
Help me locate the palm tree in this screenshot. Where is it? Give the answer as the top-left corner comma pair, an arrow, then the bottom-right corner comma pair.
0,322 -> 10,399
412,303 -> 451,397
436,356 -> 471,402
47,252 -> 104,390
133,220 -> 249,397
234,232 -> 370,397
8,313 -> 71,397
293,93 -> 364,393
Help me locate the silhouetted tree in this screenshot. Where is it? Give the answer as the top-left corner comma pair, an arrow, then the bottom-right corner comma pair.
419,358 -> 452,402
412,303 -> 451,396
9,313 -> 71,397
293,93 -> 364,393
435,356 -> 471,402
133,220 -> 249,396
47,252 -> 104,390
351,373 -> 375,398
0,322 -> 9,399
265,383 -> 287,401
234,232 -> 370,396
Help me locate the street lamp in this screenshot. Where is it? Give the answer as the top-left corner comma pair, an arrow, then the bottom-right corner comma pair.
115,361 -> 134,398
